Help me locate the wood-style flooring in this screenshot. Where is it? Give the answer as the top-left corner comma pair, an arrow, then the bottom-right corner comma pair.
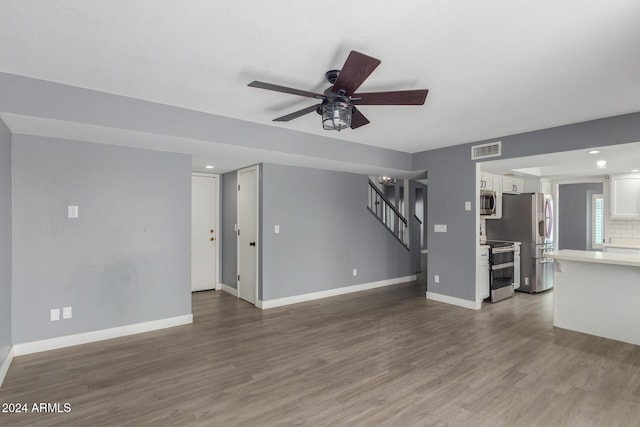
1,281 -> 639,426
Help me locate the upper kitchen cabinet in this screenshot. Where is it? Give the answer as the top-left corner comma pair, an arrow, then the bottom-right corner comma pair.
479,173 -> 493,190
502,176 -> 524,194
610,174 -> 640,218
479,173 -> 502,192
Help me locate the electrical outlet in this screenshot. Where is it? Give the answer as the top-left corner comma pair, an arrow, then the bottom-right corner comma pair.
63,306 -> 72,319
434,275 -> 440,283
274,225 -> 280,234
434,224 -> 447,233
353,268 -> 357,276
50,308 -> 60,322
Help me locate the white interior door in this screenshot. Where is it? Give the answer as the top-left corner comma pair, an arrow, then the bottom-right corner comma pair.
191,174 -> 218,292
237,165 -> 258,304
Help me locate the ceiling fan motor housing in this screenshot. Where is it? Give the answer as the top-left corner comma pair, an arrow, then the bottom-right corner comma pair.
325,69 -> 340,84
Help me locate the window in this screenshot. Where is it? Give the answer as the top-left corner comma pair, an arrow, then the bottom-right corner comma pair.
592,194 -> 604,249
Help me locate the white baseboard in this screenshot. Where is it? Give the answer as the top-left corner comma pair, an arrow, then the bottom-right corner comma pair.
259,275 -> 417,310
0,347 -> 14,388
215,282 -> 222,291
221,283 -> 238,297
426,291 -> 481,310
13,314 -> 193,356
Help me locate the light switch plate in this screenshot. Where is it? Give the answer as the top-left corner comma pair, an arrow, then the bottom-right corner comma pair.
68,205 -> 78,218
434,275 -> 440,283
353,268 -> 357,276
465,201 -> 472,211
434,224 -> 447,232
50,308 -> 60,322
274,225 -> 280,234
63,306 -> 72,319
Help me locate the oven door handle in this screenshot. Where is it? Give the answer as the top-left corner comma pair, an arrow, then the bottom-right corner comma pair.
491,246 -> 516,254
492,262 -> 515,270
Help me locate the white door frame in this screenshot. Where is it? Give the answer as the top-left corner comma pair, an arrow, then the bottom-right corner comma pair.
192,172 -> 221,291
237,165 -> 260,305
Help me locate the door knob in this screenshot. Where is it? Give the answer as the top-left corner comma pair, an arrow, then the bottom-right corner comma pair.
249,241 -> 256,246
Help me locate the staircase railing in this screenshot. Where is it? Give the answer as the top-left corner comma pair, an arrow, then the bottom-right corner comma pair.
367,180 -> 409,248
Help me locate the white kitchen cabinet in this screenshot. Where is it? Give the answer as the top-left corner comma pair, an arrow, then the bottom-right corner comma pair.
502,176 -> 524,194
493,176 -> 502,195
479,173 -> 503,193
610,174 -> 640,218
479,173 -> 494,190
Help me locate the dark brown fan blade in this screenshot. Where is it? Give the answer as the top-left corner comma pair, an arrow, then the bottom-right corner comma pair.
273,104 -> 320,122
350,107 -> 370,129
352,89 -> 429,105
331,51 -> 381,96
248,81 -> 325,99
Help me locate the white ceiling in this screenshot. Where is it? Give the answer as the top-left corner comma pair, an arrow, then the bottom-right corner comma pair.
1,0 -> 640,171
481,141 -> 640,179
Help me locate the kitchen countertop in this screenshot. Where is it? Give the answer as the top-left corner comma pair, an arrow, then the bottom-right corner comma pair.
546,249 -> 640,267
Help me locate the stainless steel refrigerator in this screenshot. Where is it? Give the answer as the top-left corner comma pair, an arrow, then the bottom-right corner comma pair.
485,193 -> 554,293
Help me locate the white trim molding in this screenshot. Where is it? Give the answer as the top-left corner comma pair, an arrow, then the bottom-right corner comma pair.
259,275 -> 416,310
426,291 -> 481,310
0,347 -> 14,387
221,283 -> 238,297
13,314 -> 193,356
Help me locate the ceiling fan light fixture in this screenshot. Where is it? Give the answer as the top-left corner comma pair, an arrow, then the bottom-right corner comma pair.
322,101 -> 352,131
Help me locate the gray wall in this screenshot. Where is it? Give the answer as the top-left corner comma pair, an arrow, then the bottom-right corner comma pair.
220,172 -> 237,288
558,182 -> 603,251
11,135 -> 192,343
413,111 -> 640,303
0,72 -> 412,173
0,119 -> 12,363
261,163 -> 412,301
413,143 -> 477,300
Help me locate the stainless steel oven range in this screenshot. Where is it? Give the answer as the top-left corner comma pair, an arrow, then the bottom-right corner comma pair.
485,240 -> 521,303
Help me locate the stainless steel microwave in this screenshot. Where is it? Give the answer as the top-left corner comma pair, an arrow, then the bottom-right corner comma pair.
480,190 -> 497,216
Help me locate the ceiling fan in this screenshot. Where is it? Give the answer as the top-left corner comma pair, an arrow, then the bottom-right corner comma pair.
248,50 -> 429,131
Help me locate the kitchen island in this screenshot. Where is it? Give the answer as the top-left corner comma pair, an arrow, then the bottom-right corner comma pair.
546,249 -> 640,346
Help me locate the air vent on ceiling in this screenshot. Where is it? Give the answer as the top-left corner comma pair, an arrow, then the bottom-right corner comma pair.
471,141 -> 502,160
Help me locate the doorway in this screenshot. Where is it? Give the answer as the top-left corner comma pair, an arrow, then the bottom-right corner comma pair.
237,165 -> 259,304
557,182 -> 604,251
191,173 -> 220,292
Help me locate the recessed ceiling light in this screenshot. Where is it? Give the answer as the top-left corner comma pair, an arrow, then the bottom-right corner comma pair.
588,150 -> 600,154
596,160 -> 607,169
205,165 -> 215,169
632,169 -> 640,173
